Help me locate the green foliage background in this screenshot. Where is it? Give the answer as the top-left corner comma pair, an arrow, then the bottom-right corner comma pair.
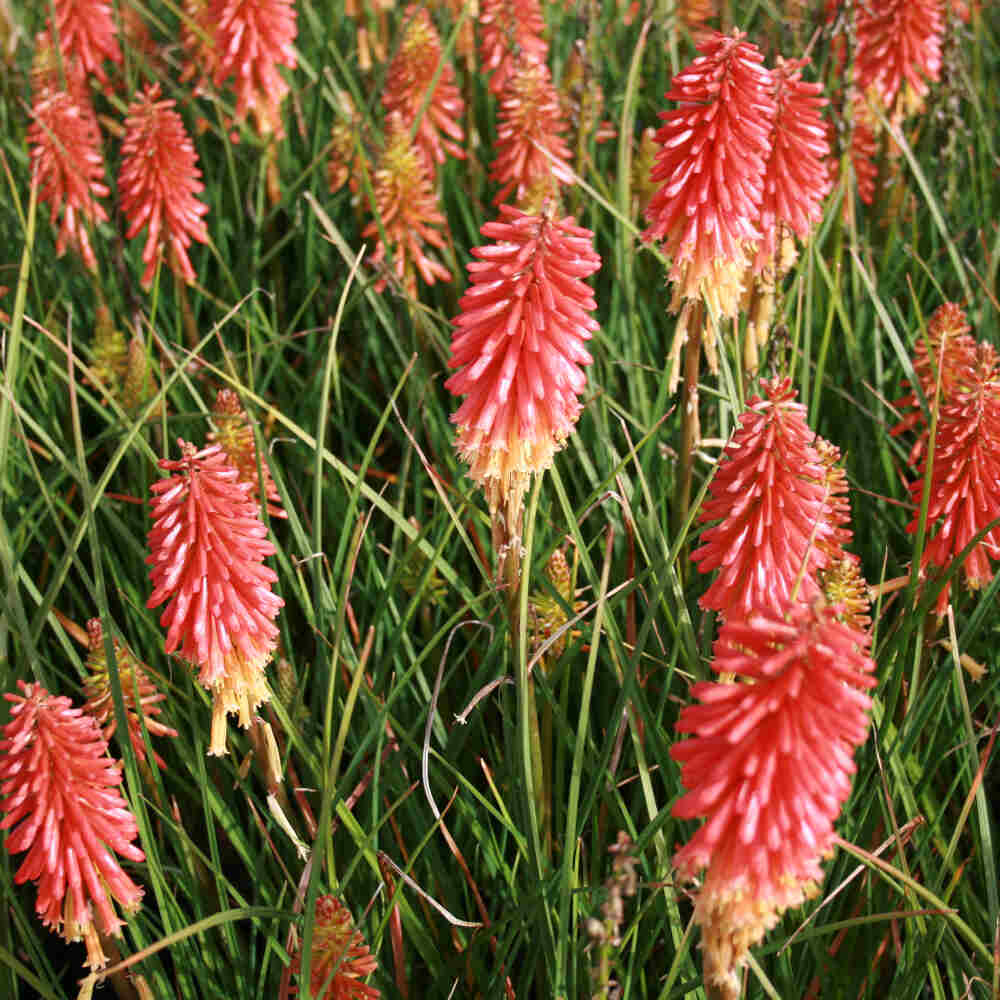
1,1 -> 999,997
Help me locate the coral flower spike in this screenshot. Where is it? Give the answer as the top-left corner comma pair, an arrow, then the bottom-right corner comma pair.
28,86 -> 109,271
119,83 -> 209,289
292,895 -> 380,999
146,440 -> 284,755
210,0 -> 298,138
752,55 -> 831,276
479,0 -> 549,96
0,681 -> 145,969
691,377 -> 835,621
644,30 -> 776,318
671,601 -> 876,998
382,5 -> 465,169
445,204 -> 601,565
51,0 -> 122,84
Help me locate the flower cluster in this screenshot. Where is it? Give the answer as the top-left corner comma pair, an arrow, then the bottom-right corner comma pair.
382,5 -> 465,169
1,681 -> 145,969
363,112 -> 452,295
291,895 -> 380,999
445,205 -> 601,525
643,30 -> 831,372
208,389 -> 287,519
49,0 -> 121,84
209,0 -> 299,137
146,440 -> 284,755
671,602 -> 876,997
690,378 -> 838,621
490,58 -> 575,209
119,83 -> 210,288
894,305 -> 1000,613
479,0 -> 548,95
83,618 -> 178,770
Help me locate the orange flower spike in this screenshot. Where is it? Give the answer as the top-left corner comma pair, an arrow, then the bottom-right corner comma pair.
83,619 -> 178,770
854,0 -> 944,112
691,378 -> 835,621
383,5 -> 465,168
291,895 -> 380,999
910,343 -> 1000,613
479,0 -> 548,95
50,0 -> 122,84
644,31 -> 776,318
119,83 -> 210,290
209,0 -> 298,138
753,56 -> 831,275
671,602 -> 876,997
445,204 -> 601,516
490,58 -> 574,207
28,86 -> 109,271
146,440 -> 284,754
0,681 -> 145,969
208,388 -> 287,519
891,302 -> 978,462
180,0 -> 217,91
362,111 -> 452,295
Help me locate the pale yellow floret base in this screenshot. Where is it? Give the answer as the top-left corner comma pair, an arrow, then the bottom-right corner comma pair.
207,649 -> 272,756
693,869 -> 819,999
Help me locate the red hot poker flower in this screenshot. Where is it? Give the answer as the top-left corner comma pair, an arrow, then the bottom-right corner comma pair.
382,5 -> 465,169
672,602 -> 875,997
208,388 -> 287,519
28,86 -> 109,271
479,0 -> 549,95
209,0 -> 298,137
644,30 -> 776,318
854,0 -> 944,112
753,56 -> 830,275
119,83 -> 209,289
0,681 -> 145,969
291,895 -> 380,999
691,377 -> 834,621
490,57 -> 575,208
83,618 -> 178,770
146,440 -> 284,754
50,0 -> 122,84
445,204 -> 601,517
891,302 -> 978,463
362,111 -> 452,295
909,343 -> 1000,613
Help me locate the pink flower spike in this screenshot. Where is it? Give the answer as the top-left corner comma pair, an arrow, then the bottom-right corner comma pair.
0,681 -> 144,969
479,0 -> 548,96
753,56 -> 831,275
671,601 -> 876,995
50,0 -> 122,84
691,377 -> 834,620
854,0 -> 944,112
382,5 -> 465,169
146,440 -> 284,754
119,83 -> 209,289
445,204 -> 601,513
28,86 -> 109,271
644,30 -> 776,318
209,0 -> 298,138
